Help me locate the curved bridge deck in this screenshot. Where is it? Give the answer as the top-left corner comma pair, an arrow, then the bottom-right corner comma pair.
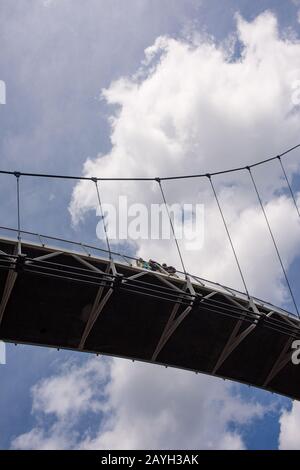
0,237 -> 300,401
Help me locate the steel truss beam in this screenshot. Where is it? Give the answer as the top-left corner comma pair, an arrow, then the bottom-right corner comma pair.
0,270 -> 17,326
125,270 -> 185,295
152,289 -> 216,361
224,293 -> 251,312
78,260 -> 117,349
0,249 -> 10,256
212,299 -> 275,374
152,297 -> 186,361
263,338 -> 294,387
213,317 -> 264,375
0,256 -> 18,326
31,251 -> 107,276
152,272 -> 185,293
71,254 -> 106,274
0,248 -> 16,264
123,269 -> 190,300
189,274 -> 205,287
212,292 -> 300,377
31,251 -> 64,262
125,271 -> 147,281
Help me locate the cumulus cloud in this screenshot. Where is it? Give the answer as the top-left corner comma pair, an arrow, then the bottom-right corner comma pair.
30,358 -> 109,418
11,358 -> 109,450
279,401 -> 300,449
12,357 -> 267,450
69,11 -> 300,307
12,11 -> 300,451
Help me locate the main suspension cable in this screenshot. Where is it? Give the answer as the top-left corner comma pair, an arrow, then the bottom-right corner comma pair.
0,144 -> 299,182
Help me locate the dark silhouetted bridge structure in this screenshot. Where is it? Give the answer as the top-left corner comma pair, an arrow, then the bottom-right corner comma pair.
0,144 -> 300,400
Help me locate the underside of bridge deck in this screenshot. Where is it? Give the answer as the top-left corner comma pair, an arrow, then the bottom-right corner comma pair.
0,237 -> 299,401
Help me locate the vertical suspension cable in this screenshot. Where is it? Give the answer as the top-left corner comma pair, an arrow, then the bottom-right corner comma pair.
92,178 -> 112,260
15,172 -> 22,255
277,156 -> 300,219
247,167 -> 299,317
156,178 -> 187,275
207,174 -> 249,298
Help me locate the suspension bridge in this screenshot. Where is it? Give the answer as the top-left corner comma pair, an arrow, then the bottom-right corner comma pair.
0,144 -> 300,400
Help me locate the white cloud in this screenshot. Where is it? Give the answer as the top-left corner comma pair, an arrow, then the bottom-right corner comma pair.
70,11 -> 300,307
12,357 -> 267,450
279,401 -> 300,449
11,357 -> 108,450
30,358 -> 109,418
42,0 -> 59,7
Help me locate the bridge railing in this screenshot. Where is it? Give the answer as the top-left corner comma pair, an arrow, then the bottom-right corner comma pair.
0,224 -> 295,320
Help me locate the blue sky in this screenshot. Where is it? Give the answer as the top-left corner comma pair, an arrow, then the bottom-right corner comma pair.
1,0 -> 300,450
